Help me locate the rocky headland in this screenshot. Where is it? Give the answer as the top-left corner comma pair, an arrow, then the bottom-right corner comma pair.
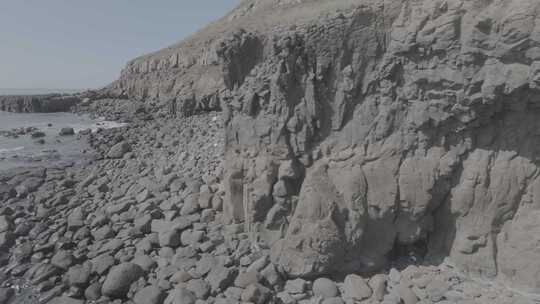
0,95 -> 81,113
2,0 -> 540,303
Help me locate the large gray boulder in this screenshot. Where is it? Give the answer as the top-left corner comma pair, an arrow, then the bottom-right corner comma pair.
134,286 -> 165,304
107,141 -> 132,159
101,263 -> 144,298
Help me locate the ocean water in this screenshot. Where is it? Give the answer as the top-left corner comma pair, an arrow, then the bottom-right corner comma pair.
0,111 -> 126,170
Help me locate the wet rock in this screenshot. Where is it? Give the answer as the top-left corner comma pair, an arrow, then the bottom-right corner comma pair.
234,271 -> 260,288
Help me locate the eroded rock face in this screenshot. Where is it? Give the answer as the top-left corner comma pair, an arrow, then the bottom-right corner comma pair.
0,94 -> 81,113
272,157 -> 368,277
110,0 -> 540,294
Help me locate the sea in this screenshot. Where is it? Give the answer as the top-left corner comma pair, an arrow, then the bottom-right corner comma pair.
0,89 -> 125,171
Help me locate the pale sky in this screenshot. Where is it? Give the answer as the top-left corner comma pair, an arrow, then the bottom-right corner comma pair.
0,1 -> 239,90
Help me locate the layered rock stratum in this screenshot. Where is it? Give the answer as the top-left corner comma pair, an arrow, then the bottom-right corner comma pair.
3,0 -> 540,303
0,94 -> 82,113
107,0 -> 540,294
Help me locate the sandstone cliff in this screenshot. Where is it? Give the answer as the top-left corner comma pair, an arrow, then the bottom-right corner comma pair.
111,0 -> 540,294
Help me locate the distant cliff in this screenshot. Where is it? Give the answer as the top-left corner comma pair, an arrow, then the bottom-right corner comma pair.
0,94 -> 81,113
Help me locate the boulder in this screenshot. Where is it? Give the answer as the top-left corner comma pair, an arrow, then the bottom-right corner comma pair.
107,141 -> 131,159
51,250 -> 74,270
164,288 -> 196,304
206,265 -> 237,292
101,263 -> 144,298
234,271 -> 261,288
134,286 -> 165,304
0,288 -> 14,304
241,283 -> 271,304
343,274 -> 372,302
65,263 -> 92,287
0,216 -> 12,233
313,278 -> 339,299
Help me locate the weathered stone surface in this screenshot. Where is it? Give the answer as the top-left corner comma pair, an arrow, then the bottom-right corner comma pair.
313,278 -> 339,299
3,1 -> 540,303
164,288 -> 196,304
343,274 -> 372,302
0,288 -> 14,304
101,263 -> 144,298
0,94 -> 81,113
206,265 -> 237,293
241,283 -> 271,304
65,263 -> 92,287
134,286 -> 165,304
107,141 -> 132,159
0,216 -> 13,233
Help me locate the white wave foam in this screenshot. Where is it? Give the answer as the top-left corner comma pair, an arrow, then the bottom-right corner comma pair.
0,146 -> 24,154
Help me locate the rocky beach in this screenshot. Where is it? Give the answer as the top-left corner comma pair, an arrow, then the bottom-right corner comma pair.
2,0 -> 540,304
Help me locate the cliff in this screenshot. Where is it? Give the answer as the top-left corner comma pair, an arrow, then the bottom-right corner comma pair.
0,94 -> 82,113
111,0 -> 540,294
